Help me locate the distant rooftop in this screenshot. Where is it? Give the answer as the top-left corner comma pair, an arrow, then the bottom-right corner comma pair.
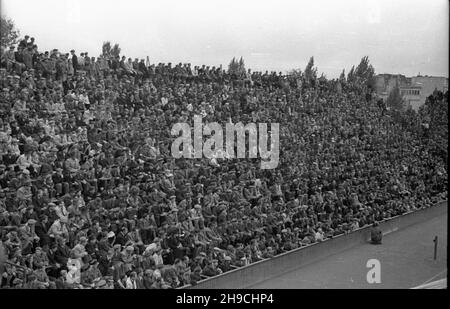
376,73 -> 448,79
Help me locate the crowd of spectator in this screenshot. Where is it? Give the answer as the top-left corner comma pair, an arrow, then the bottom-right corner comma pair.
0,35 -> 447,289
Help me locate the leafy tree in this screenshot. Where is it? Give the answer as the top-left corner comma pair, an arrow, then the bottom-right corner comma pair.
238,57 -> 245,72
346,56 -> 376,89
304,56 -> 317,83
287,69 -> 303,89
354,56 -> 374,81
347,65 -> 355,82
339,69 -> 346,82
354,56 -> 375,90
228,57 -> 237,74
102,41 -> 111,56
228,56 -> 246,76
0,16 -> 20,48
102,41 -> 121,58
386,86 -> 404,111
419,91 -> 448,162
288,68 -> 302,77
336,79 -> 343,93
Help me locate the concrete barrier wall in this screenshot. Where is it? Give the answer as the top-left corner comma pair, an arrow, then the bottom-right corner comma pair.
185,201 -> 447,289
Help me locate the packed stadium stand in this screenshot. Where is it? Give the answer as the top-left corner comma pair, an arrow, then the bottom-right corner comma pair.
0,36 -> 447,289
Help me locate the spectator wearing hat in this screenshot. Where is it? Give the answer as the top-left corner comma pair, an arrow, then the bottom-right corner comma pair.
189,266 -> 203,285
142,269 -> 154,288
150,269 -> 170,289
71,236 -> 89,263
84,53 -> 90,68
70,49 -> 79,75
19,35 -> 30,49
34,261 -> 50,285
2,46 -> 16,71
78,53 -> 85,68
81,259 -> 102,285
22,46 -> 33,69
53,237 -> 70,269
23,273 -> 44,289
202,259 -> 222,277
1,264 -> 17,288
65,260 -> 81,286
219,255 -> 233,272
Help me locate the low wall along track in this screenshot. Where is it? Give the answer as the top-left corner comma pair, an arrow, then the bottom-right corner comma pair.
185,201 -> 447,289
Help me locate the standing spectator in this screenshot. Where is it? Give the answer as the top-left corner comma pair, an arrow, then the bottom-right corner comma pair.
70,50 -> 78,74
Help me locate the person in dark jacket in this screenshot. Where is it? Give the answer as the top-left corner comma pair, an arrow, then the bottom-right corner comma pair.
201,259 -> 222,277
34,215 -> 51,247
18,35 -> 29,49
46,243 -> 61,278
70,50 -> 78,74
138,59 -> 147,76
189,266 -> 202,285
370,222 -> 382,244
54,237 -> 70,268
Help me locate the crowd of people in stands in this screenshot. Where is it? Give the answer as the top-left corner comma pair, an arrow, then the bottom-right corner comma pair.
0,35 -> 447,289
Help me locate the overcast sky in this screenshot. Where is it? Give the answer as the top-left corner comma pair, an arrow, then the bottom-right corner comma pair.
2,0 -> 448,78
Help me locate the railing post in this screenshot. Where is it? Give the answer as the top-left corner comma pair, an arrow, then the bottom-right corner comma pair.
433,236 -> 438,260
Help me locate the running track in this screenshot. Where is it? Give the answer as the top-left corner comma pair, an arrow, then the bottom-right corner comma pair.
250,206 -> 447,289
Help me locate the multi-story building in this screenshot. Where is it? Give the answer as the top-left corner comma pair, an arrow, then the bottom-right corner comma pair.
374,74 -> 408,101
399,85 -> 422,111
374,74 -> 448,111
411,76 -> 448,106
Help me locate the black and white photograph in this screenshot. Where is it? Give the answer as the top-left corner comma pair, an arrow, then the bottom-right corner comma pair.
0,0 -> 447,294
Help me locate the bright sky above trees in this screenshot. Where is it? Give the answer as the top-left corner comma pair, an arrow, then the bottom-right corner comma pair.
2,0 -> 448,78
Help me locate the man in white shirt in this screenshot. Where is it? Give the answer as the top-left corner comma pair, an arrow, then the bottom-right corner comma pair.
315,228 -> 325,242
126,271 -> 138,289
78,53 -> 85,68
161,95 -> 168,106
79,90 -> 90,106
